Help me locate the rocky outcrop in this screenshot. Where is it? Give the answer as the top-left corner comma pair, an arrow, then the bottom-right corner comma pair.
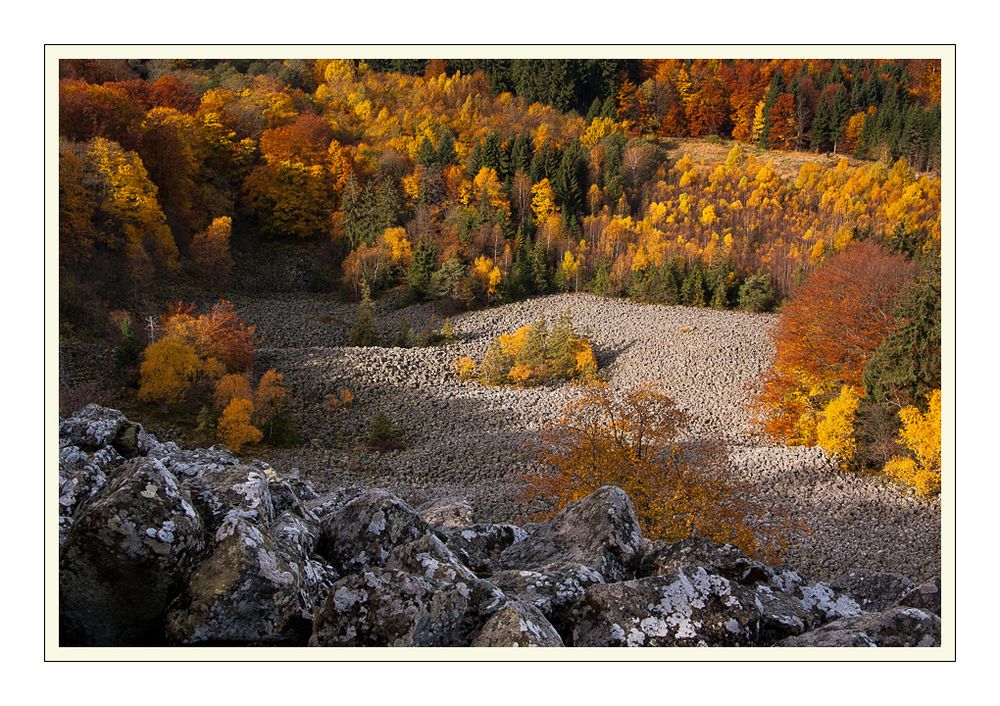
779,606 -> 941,647
58,405 -> 942,648
498,486 -> 644,582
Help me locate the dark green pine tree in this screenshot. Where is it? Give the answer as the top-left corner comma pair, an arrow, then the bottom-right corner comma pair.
531,237 -> 550,294
483,132 -> 504,175
810,97 -> 831,151
467,141 -> 485,178
680,266 -> 706,307
710,280 -> 728,309
416,136 -> 437,167
862,267 -> 941,407
407,238 -> 438,300
760,74 -> 783,146
436,128 -> 457,167
552,142 -> 588,227
510,134 -> 534,174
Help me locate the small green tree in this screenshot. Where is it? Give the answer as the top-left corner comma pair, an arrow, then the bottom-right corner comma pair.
368,411 -> 402,450
737,273 -> 775,312
710,279 -> 730,310
347,284 -> 378,346
546,311 -> 577,378
407,238 -> 437,300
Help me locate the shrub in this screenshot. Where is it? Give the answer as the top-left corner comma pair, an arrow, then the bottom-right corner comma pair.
254,369 -> 290,438
368,411 -> 403,450
325,387 -> 354,413
213,373 -> 253,411
816,386 -> 863,465
521,384 -> 791,561
468,311 -> 599,387
454,356 -> 477,380
347,285 -> 378,346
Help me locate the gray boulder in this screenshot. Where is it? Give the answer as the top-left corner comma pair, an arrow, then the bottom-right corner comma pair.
182,464 -> 275,533
898,576 -> 942,616
310,569 -> 436,647
472,602 -> 564,647
316,489 -> 432,574
490,562 -> 604,640
165,516 -> 323,645
499,486 -> 644,582
59,456 -> 205,645
640,537 -> 771,585
572,566 -> 762,647
830,569 -> 916,612
439,523 -> 528,576
418,497 -> 474,527
780,606 -> 941,647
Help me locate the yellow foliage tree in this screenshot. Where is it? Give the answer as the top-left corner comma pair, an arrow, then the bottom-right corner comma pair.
138,338 -> 201,405
530,178 -> 558,224
816,385 -> 863,464
217,398 -> 262,453
381,226 -> 412,263
521,385 -> 790,561
884,389 -> 941,495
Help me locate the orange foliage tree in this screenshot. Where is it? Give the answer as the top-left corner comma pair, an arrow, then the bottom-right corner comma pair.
522,384 -> 791,561
253,369 -> 289,437
137,338 -> 201,405
217,397 -> 262,453
754,240 -> 919,445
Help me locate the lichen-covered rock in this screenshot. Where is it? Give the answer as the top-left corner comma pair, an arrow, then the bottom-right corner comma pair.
490,562 -> 604,640
385,534 -> 479,587
768,568 -> 863,624
60,404 -> 131,450
269,473 -> 320,517
572,566 -> 762,647
830,569 -> 915,612
310,569 -> 436,646
499,486 -> 644,582
418,497 -> 474,527
780,606 -> 941,647
316,489 -> 432,574
439,523 -> 528,576
472,602 -> 564,647
165,513 -> 333,645
59,456 -> 205,646
413,574 -> 509,646
181,464 -> 275,533
753,583 -> 816,643
640,537 -> 771,585
59,444 -> 125,544
898,576 -> 942,616
303,486 -> 365,521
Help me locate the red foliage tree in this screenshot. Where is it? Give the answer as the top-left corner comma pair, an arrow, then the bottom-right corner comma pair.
754,240 -> 919,443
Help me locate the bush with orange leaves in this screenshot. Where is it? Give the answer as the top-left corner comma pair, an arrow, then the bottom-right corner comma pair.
522,384 -> 793,562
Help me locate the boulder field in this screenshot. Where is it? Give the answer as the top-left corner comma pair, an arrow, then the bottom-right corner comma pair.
58,405 -> 940,648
